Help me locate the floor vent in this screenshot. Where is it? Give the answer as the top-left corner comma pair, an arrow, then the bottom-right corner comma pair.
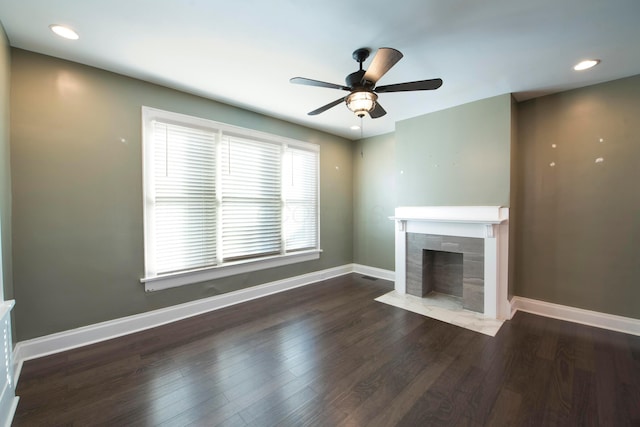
361,275 -> 378,281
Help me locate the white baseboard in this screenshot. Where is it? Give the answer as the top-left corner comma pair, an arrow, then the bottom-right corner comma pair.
0,396 -> 18,427
13,264 -> 354,380
510,296 -> 640,336
352,264 -> 395,281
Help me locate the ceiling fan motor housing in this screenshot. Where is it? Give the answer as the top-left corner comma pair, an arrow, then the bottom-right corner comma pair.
346,70 -> 367,89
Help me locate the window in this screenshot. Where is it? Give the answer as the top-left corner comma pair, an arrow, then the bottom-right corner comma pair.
141,107 -> 320,291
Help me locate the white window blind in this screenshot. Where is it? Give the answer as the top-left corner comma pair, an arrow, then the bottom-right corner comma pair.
283,147 -> 318,251
221,135 -> 282,260
142,107 -> 320,287
149,121 -> 217,275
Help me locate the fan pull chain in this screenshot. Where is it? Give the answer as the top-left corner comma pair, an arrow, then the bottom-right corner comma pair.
360,116 -> 364,158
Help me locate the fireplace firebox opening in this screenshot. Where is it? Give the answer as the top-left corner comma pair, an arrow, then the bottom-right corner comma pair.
406,233 -> 484,313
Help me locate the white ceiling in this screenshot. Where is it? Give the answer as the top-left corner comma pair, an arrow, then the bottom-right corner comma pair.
1,0 -> 640,140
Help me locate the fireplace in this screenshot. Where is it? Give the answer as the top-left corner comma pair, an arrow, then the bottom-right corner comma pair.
393,206 -> 509,320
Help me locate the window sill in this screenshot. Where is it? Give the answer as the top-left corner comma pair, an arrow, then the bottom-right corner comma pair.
141,250 -> 322,292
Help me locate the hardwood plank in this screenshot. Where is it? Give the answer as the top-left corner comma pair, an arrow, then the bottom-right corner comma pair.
365,351 -> 456,427
485,387 -> 522,426
541,320 -> 576,426
13,275 -> 640,426
569,368 -> 599,427
394,331 -> 489,426
277,316 -> 449,426
592,326 -> 639,426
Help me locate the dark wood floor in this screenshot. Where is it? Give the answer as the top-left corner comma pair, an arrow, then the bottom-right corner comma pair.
14,274 -> 640,426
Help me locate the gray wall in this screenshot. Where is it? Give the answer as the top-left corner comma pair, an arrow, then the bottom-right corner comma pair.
0,26 -> 12,303
352,95 -> 513,270
516,75 -> 640,319
352,133 -> 396,270
10,49 -> 353,340
508,96 -> 518,300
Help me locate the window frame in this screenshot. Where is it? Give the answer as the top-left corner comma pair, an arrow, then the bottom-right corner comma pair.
140,107 -> 321,292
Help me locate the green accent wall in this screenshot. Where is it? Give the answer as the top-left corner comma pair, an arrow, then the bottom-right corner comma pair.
0,25 -> 12,303
396,94 -> 512,207
10,49 -> 353,340
352,95 -> 513,271
516,75 -> 640,319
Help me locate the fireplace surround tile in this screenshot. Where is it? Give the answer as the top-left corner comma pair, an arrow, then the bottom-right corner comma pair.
406,232 -> 484,313
463,280 -> 484,312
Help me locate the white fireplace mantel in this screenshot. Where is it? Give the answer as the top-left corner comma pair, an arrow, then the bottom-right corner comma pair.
393,206 -> 508,223
392,206 -> 508,238
393,206 -> 510,320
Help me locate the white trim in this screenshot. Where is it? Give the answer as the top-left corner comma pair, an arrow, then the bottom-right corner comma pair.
142,250 -> 321,291
0,301 -> 17,427
352,264 -> 395,281
0,395 -> 18,427
13,264 -> 353,378
11,361 -> 21,393
511,296 -> 640,336
393,206 -> 508,224
142,107 -> 320,153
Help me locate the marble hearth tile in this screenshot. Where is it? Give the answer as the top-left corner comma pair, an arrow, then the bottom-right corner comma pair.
375,291 -> 504,337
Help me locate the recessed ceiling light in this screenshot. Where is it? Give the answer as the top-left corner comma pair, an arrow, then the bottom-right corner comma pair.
350,125 -> 361,130
49,24 -> 79,40
573,59 -> 600,71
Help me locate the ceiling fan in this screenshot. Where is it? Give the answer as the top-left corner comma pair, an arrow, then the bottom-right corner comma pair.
290,47 -> 443,119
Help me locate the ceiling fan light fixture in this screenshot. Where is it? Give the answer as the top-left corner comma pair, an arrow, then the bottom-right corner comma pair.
346,91 -> 377,117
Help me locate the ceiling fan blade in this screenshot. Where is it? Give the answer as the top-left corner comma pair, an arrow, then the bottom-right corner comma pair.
290,77 -> 350,91
375,78 -> 443,93
369,102 -> 387,119
362,48 -> 403,85
308,97 -> 346,116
